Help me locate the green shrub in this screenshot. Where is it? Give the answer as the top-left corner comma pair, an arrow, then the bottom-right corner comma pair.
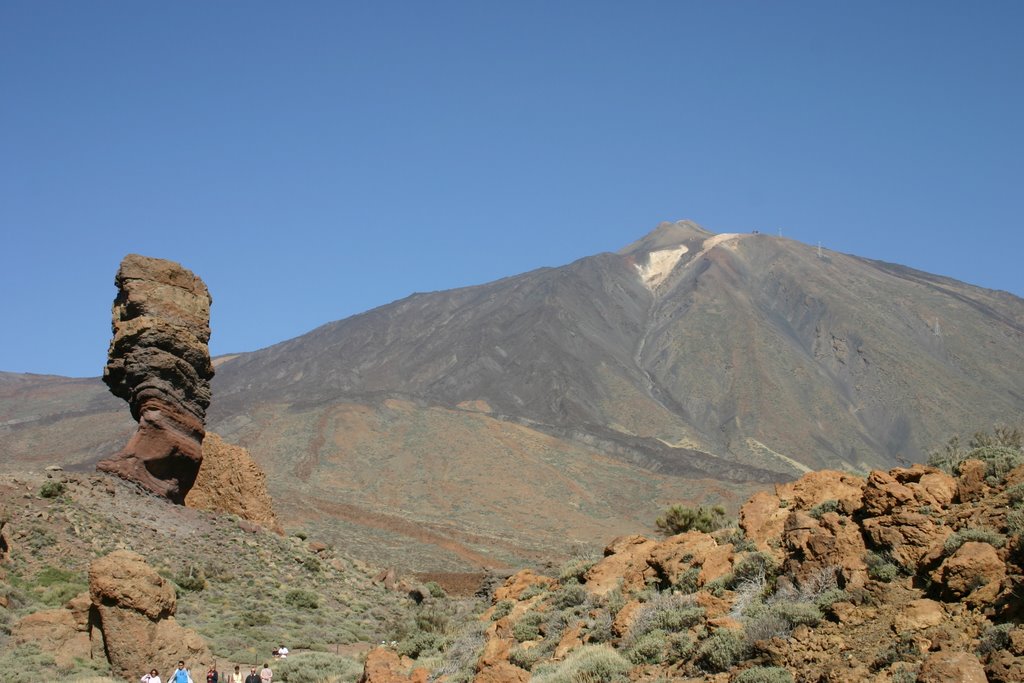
730,552 -> 777,588
512,611 -> 544,642
655,504 -> 729,536
813,588 -> 849,610
550,582 -> 588,609
283,588 -> 319,609
275,652 -> 363,682
665,632 -> 694,664
625,628 -> 666,664
491,600 -> 514,621
1007,483 -> 1024,507
39,481 -> 65,498
397,630 -> 443,658
770,601 -> 821,627
508,643 -> 542,670
1007,509 -> 1024,536
734,666 -> 795,683
808,499 -> 840,519
519,583 -> 548,600
559,556 -> 597,583
866,552 -> 900,582
424,581 -> 446,598
978,622 -> 1014,654
744,611 -> 790,645
173,566 -> 207,592
929,426 -> 1023,480
696,628 -> 749,672
944,528 -> 1006,554
672,566 -> 701,594
627,593 -> 704,640
531,644 -> 630,683
433,622 -> 485,683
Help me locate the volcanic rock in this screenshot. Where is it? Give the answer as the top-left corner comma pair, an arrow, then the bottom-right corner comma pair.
89,550 -> 211,679
98,254 -> 214,503
10,593 -> 96,668
184,432 -> 282,532
358,647 -> 429,683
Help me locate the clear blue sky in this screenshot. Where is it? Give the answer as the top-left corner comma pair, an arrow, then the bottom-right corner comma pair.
2,2 -> 1022,378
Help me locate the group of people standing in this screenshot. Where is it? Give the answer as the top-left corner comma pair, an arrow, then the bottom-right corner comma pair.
141,660 -> 275,683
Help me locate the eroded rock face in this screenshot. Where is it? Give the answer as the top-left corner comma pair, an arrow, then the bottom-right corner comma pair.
89,550 -> 211,679
98,254 -> 214,503
185,432 -> 282,533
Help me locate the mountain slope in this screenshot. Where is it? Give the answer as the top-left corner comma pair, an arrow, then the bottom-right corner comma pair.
3,221 -> 1023,570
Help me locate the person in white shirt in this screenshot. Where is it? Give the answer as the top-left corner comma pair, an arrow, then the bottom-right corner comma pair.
277,646 -> 288,658
142,669 -> 162,683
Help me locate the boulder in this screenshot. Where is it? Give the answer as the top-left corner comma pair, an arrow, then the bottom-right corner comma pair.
739,491 -> 788,557
646,531 -> 734,588
931,541 -> 1006,605
957,459 -> 990,503
358,647 -> 429,683
918,650 -> 987,683
584,534 -> 658,595
184,432 -> 282,532
98,254 -> 214,503
89,550 -> 211,679
783,509 -> 867,588
10,592 -> 96,668
775,470 -> 866,514
493,569 -> 555,602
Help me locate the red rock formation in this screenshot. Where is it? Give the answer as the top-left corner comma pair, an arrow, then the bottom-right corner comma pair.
184,432 -> 283,533
98,254 -> 214,503
89,550 -> 211,679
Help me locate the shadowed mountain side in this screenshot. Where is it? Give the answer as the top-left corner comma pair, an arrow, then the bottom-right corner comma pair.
208,397 -> 760,570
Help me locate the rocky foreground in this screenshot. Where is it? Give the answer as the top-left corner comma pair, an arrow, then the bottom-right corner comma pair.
364,450 -> 1024,682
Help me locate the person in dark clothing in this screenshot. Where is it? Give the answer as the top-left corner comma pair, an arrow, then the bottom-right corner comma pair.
244,667 -> 260,683
206,664 -> 219,683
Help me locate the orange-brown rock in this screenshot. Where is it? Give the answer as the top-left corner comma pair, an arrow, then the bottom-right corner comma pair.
89,550 -> 211,679
98,254 -> 214,503
493,569 -> 555,602
647,531 -> 734,588
584,534 -> 659,595
783,510 -> 868,587
862,470 -> 917,516
918,650 -> 987,683
739,491 -> 789,557
776,470 -> 866,514
892,598 -> 945,632
473,662 -> 528,683
931,541 -> 1006,605
861,510 -> 951,571
184,432 -> 282,533
358,647 -> 429,683
10,592 -> 97,668
474,637 -> 529,683
957,459 -> 990,503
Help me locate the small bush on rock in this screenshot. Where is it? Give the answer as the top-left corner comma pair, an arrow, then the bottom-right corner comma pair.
625,628 -> 667,664
655,504 -> 729,536
943,528 -> 1006,554
39,481 -> 65,498
512,611 -> 544,642
696,628 -> 750,672
866,552 -> 901,582
490,599 -> 514,621
734,666 -> 795,683
531,644 -> 630,683
283,588 -> 318,609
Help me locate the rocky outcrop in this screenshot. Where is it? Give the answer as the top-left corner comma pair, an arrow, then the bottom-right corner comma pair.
98,254 -> 214,503
89,550 -> 211,679
10,593 -> 96,668
184,432 -> 282,533
12,550 -> 211,678
461,458 -> 1024,682
358,647 -> 429,683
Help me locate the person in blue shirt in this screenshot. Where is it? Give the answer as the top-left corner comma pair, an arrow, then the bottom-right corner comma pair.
171,661 -> 191,683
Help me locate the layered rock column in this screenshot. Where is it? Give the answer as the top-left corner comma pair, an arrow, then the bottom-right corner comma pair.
98,254 -> 214,503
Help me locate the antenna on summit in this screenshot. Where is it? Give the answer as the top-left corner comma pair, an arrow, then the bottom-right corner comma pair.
817,242 -> 823,259
933,318 -> 941,337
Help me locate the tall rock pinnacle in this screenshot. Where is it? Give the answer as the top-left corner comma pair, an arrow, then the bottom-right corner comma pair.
97,254 -> 214,503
